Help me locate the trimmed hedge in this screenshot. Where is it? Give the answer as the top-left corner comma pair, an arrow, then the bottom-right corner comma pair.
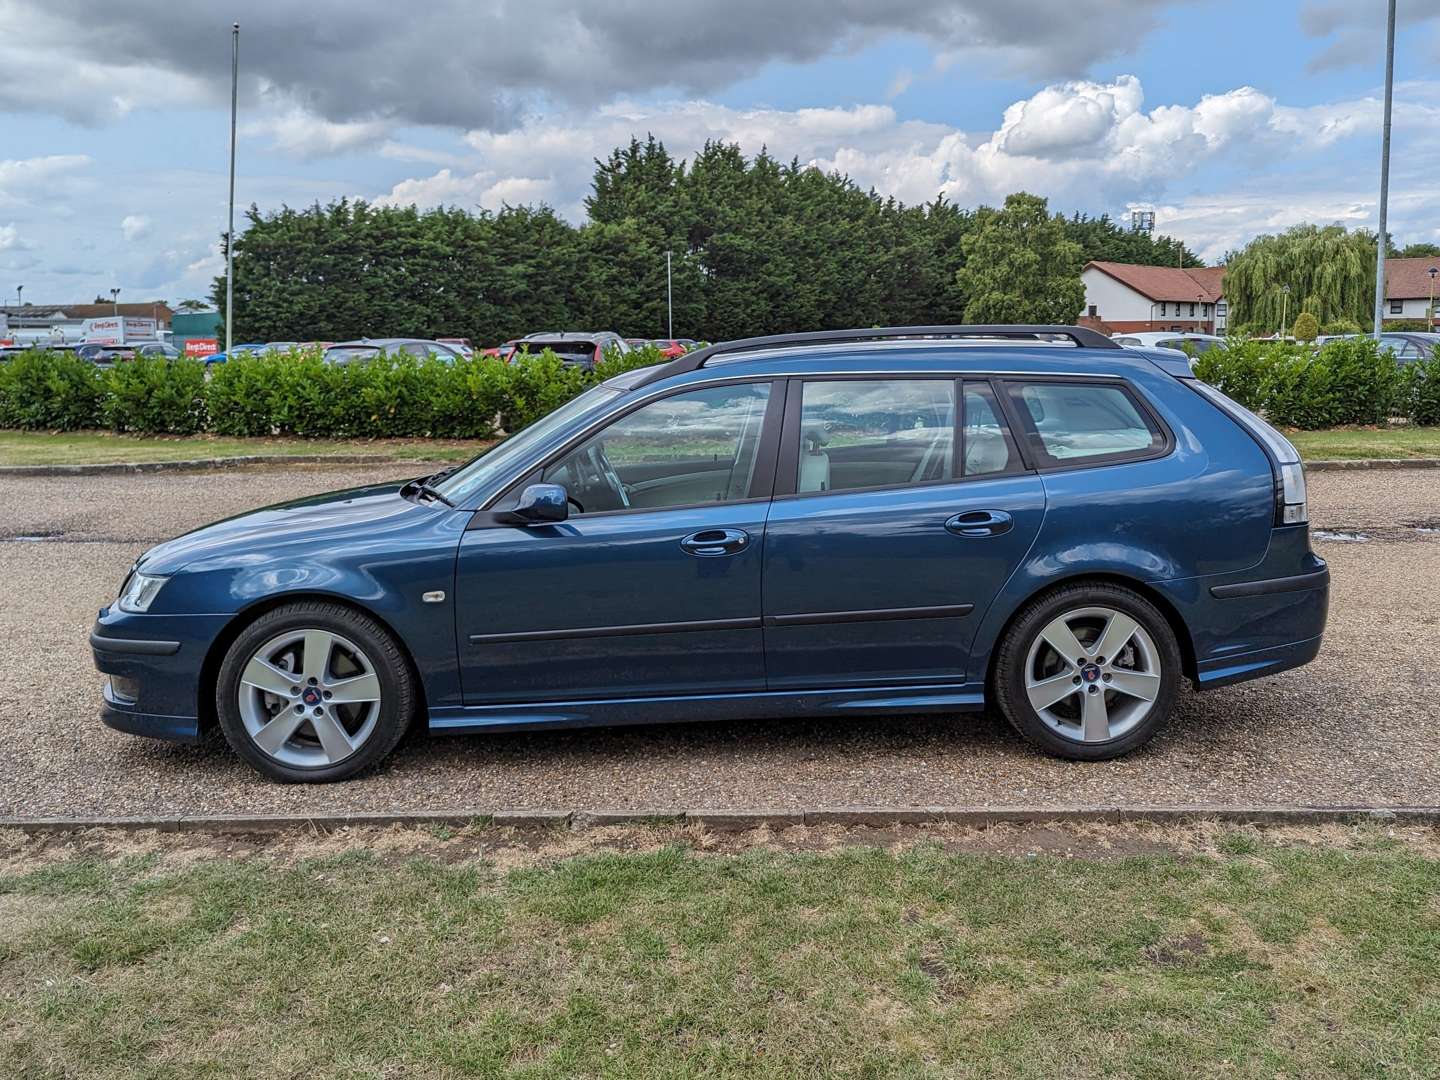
0,349 -> 105,430
4,338 -> 1433,438
1194,336 -> 1437,430
0,345 -> 669,438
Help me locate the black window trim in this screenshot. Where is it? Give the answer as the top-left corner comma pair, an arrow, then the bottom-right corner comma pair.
995,375 -> 1175,473
470,375 -> 786,526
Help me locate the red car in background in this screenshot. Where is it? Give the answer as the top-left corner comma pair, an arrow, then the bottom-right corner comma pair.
482,338 -> 521,360
648,338 -> 695,358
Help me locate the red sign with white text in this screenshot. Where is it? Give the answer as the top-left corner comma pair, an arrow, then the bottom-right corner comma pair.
184,338 -> 219,357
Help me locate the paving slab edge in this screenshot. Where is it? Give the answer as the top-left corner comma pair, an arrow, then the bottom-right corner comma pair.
1,805 -> 1436,835
1,455 -> 1437,477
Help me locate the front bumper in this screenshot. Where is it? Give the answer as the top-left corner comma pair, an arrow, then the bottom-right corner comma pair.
91,608 -> 231,745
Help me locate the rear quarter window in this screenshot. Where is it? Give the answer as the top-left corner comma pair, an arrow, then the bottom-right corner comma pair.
1003,380 -> 1166,468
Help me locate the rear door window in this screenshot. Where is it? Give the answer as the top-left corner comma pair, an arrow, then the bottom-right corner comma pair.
792,379 -> 955,494
1003,380 -> 1166,467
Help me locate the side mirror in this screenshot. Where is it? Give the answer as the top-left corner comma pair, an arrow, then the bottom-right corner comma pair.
510,483 -> 569,525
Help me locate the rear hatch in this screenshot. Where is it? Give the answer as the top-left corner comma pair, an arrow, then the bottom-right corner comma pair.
519,339 -> 599,367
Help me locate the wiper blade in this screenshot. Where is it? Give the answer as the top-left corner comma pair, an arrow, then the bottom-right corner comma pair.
400,476 -> 456,508
415,482 -> 455,508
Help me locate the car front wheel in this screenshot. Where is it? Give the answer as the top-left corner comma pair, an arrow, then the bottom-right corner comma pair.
992,583 -> 1181,760
215,601 -> 415,782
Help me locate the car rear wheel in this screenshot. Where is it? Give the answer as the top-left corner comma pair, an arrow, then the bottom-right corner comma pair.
992,583 -> 1181,761
216,601 -> 415,782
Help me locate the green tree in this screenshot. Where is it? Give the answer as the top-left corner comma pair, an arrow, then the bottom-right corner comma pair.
176,299 -> 211,312
955,193 -> 1085,324
1292,311 -> 1319,342
1397,242 -> 1440,259
1062,212 -> 1201,268
1223,223 -> 1377,331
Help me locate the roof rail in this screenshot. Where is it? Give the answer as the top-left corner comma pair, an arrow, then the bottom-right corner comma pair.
632,324 -> 1120,387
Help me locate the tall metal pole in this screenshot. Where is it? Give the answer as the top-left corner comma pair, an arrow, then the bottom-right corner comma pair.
1373,0 -> 1396,338
226,22 -> 239,355
666,250 -> 673,338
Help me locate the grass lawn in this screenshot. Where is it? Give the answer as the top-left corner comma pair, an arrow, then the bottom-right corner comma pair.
3,426 -> 1440,468
1287,425 -> 1440,461
0,430 -> 488,466
1,824 -> 1437,1078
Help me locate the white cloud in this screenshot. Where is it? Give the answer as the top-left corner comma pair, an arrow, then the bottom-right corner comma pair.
0,154 -> 91,208
243,108 -> 392,158
0,223 -> 20,250
120,214 -> 151,241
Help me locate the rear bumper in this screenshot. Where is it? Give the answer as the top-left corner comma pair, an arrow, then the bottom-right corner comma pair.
1193,633 -> 1324,690
1209,566 -> 1330,599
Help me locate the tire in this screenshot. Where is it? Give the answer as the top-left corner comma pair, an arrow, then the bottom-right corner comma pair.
992,582 -> 1181,761
215,601 -> 416,783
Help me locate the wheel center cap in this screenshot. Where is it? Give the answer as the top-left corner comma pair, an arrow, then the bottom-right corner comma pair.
301,687 -> 322,706
1081,664 -> 1102,683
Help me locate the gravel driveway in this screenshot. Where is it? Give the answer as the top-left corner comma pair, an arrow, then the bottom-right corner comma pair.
1,463 -> 1436,818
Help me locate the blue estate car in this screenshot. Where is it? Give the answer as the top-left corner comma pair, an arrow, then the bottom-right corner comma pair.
91,325 -> 1329,782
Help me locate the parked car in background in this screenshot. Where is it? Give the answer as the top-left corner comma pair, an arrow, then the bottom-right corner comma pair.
1112,332 -> 1227,355
482,338 -> 521,360
437,337 -> 474,357
511,331 -> 629,369
204,343 -> 267,365
322,339 -> 468,366
647,339 -> 691,358
1376,332 -> 1440,364
92,323 -> 1328,782
134,342 -> 180,359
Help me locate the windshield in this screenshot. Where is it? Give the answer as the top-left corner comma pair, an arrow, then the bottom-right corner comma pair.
433,384 -> 623,505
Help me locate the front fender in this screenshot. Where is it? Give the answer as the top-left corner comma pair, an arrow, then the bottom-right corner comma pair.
146,510 -> 470,711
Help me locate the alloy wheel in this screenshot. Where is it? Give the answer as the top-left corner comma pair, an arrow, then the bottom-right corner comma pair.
1022,605 -> 1162,744
236,628 -> 382,767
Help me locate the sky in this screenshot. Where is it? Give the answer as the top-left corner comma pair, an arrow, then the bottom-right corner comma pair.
0,0 -> 1438,307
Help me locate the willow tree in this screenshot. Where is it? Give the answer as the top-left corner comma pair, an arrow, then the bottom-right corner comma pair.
1223,224 -> 1376,332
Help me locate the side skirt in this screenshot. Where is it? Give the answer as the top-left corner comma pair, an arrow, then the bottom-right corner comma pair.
428,683 -> 986,735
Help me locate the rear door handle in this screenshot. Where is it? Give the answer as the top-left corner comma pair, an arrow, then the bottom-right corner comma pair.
680,528 -> 750,557
945,510 -> 1013,537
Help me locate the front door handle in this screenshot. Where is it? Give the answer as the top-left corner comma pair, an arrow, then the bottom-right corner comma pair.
680,528 -> 750,557
945,510 -> 1013,537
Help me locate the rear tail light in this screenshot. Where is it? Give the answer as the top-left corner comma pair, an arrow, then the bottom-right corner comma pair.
1277,461 -> 1308,525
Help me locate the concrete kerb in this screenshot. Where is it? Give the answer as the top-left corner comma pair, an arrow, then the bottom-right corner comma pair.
1,805 -> 1435,836
1305,458 -> 1440,471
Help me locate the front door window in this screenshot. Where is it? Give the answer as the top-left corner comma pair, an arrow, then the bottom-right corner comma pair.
544,383 -> 772,514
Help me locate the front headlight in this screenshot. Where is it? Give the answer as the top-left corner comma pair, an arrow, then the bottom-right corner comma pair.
118,572 -> 168,613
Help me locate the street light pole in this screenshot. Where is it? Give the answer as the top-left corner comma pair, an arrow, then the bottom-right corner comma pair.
1281,284 -> 1290,340
226,21 -> 239,356
665,250 -> 673,339
15,284 -> 21,309
1429,266 -> 1438,327
110,288 -> 120,316
1373,0 -> 1397,338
